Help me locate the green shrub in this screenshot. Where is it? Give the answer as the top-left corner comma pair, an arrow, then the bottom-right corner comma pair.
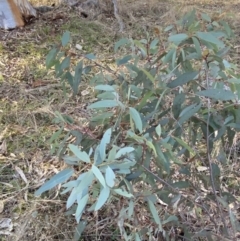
35,9 -> 240,241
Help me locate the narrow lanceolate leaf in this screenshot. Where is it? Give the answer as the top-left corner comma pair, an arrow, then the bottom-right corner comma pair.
146,141 -> 157,157
95,186 -> 110,211
68,144 -> 91,163
196,32 -> 224,47
147,198 -> 163,231
129,107 -> 143,133
178,103 -> 202,125
140,68 -> 155,84
114,188 -> 133,198
73,221 -> 87,240
155,124 -> 161,137
114,38 -> 130,52
92,165 -> 106,188
105,166 -> 115,188
85,53 -> 96,60
95,85 -> 115,91
75,194 -> 89,223
88,100 -> 119,109
99,128 -> 112,161
192,37 -> 202,58
173,136 -> 195,156
46,48 -> 58,69
115,147 -> 134,159
197,89 -> 236,101
61,31 -> 71,47
167,71 -> 198,88
168,33 -> 188,44
66,187 -> 78,209
117,55 -> 132,66
35,169 -> 74,196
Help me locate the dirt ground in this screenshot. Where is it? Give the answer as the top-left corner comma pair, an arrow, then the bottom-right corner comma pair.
0,0 -> 240,240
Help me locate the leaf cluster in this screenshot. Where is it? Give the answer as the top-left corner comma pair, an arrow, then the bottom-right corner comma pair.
36,10 -> 240,241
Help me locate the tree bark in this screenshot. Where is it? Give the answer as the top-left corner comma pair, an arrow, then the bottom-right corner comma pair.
0,0 -> 36,29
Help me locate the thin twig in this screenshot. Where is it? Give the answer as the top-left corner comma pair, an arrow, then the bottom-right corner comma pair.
112,0 -> 125,32
205,65 -> 229,236
141,165 -> 218,227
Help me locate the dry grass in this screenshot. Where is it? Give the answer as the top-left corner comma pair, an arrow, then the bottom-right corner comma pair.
1,0 -> 240,240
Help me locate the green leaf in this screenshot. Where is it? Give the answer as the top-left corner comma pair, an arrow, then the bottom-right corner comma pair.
75,194 -> 89,223
35,169 -> 74,196
150,38 -> 159,49
172,136 -> 195,156
147,198 -> 163,230
66,187 -> 79,209
115,147 -> 135,159
92,165 -> 106,187
46,48 -> 58,69
167,71 -> 198,88
97,92 -> 116,100
140,68 -> 155,84
196,32 -> 224,48
172,181 -> 190,189
60,56 -> 70,70
172,48 -> 177,68
114,38 -> 130,52
168,33 -> 188,45
154,142 -> 170,173
197,89 -> 235,101
229,208 -> 240,233
110,159 -> 136,170
91,112 -> 113,121
129,107 -> 143,133
88,100 -> 119,109
95,85 -> 115,91
172,93 -> 185,119
211,163 -> 220,178
164,25 -> 174,31
201,13 -> 211,22
162,215 -> 178,225
114,188 -> 133,198
75,171 -> 94,196
117,55 -> 132,66
73,61 -> 83,96
220,20 -> 234,38
95,186 -> 110,211
146,140 -> 157,157
61,31 -> 71,47
226,78 -> 240,84
49,127 -> 63,143
99,128 -> 112,161
128,200 -> 134,217
163,49 -> 175,64
135,233 -> 141,241
85,53 -> 96,60
64,71 -> 73,87
192,37 -> 202,58
178,103 -> 202,125
105,166 -> 115,188
73,221 -> 87,240
68,144 -> 91,163
133,40 -> 147,57
155,124 -> 161,137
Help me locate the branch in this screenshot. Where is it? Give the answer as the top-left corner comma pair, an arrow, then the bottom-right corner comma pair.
205,63 -> 229,236
112,0 -> 124,32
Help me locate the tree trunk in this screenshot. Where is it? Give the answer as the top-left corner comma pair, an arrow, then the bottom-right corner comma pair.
0,0 -> 36,29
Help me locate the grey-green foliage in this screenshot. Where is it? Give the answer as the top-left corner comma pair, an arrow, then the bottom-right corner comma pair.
36,9 -> 240,241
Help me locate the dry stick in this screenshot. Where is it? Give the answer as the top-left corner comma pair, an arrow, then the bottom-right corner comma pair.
205,67 -> 229,236
141,165 -> 218,228
112,0 -> 125,32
